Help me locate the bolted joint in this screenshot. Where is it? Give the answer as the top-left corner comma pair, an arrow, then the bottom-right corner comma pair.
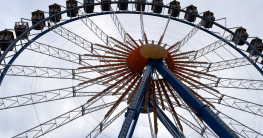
196,105 -> 209,117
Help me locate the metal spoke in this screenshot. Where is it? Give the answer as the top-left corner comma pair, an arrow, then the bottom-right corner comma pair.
0,79 -> 118,110
147,106 -> 155,138
187,56 -> 259,72
215,109 -> 263,137
202,77 -> 263,90
92,106 -> 128,138
173,22 -> 201,50
200,88 -> 263,117
13,101 -> 116,138
0,64 -> 91,81
78,9 -> 122,48
190,35 -> 232,60
109,6 -> 131,45
49,21 -> 93,53
140,5 -> 145,42
206,56 -> 259,72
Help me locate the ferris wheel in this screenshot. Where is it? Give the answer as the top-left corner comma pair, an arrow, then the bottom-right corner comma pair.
0,0 -> 263,137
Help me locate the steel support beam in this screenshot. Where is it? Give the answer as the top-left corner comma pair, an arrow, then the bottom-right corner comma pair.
118,60 -> 153,138
149,100 -> 184,138
154,59 -> 239,138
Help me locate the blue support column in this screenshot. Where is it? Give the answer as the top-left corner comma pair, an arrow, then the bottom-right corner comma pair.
118,60 -> 153,138
127,94 -> 145,138
148,100 -> 184,138
153,59 -> 239,138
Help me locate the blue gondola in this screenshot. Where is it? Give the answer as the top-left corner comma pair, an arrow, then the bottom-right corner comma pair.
31,10 -> 45,30
152,0 -> 163,14
168,0 -> 181,17
246,38 -> 263,56
14,22 -> 29,39
66,0 -> 78,17
84,0 -> 94,13
101,0 -> 111,11
49,4 -> 61,23
201,11 -> 215,28
184,5 -> 198,22
118,0 -> 128,11
135,0 -> 146,11
231,27 -> 249,46
0,30 -> 14,51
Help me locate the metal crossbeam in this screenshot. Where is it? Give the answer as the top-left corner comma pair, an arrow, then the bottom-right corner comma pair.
190,35 -> 232,60
187,56 -> 259,72
215,109 -> 263,137
0,64 -> 90,81
92,107 -> 128,138
207,56 -> 259,72
26,42 -> 108,66
0,80 -> 117,110
78,10 -> 122,48
49,21 -> 93,52
201,88 -> 263,117
109,6 -> 133,46
173,22 -> 201,50
202,77 -> 263,90
140,7 -> 145,42
13,101 -> 116,138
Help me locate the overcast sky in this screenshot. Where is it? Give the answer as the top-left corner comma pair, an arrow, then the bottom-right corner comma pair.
1,0 -> 263,138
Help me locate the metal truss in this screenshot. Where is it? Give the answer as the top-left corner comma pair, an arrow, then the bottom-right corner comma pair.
171,97 -> 263,138
201,88 -> 263,118
49,21 -> 93,53
24,41 -> 120,67
28,41 -> 84,65
13,101 -> 116,138
92,106 -> 128,138
109,7 -> 132,45
207,56 -> 259,72
78,10 -> 123,48
0,43 -> 24,66
0,79 -> 118,110
215,109 -> 263,137
164,105 -> 217,138
190,35 -> 232,60
189,56 -> 259,72
174,98 -> 263,137
0,64 -> 90,81
167,91 -> 218,138
173,22 -> 201,50
140,7 -> 145,42
203,77 -> 263,90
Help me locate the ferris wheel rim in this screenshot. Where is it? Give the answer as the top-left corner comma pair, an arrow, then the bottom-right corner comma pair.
1,1 -> 262,61
0,5 -> 262,85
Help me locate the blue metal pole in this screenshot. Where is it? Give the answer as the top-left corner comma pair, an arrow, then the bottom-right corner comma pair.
118,59 -> 153,138
148,100 -> 184,138
153,59 -> 239,138
127,94 -> 145,138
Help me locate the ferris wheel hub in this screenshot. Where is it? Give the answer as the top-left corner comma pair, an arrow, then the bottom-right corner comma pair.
127,42 -> 174,75
140,44 -> 168,59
